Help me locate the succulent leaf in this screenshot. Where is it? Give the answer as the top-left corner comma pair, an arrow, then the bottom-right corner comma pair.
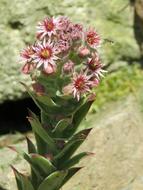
11,166 -> 34,190
64,100 -> 94,137
54,139 -> 83,164
30,153 -> 56,177
61,167 -> 83,187
52,118 -> 71,136
38,170 -> 68,190
54,128 -> 92,166
59,152 -> 91,169
35,133 -> 50,155
28,110 -> 58,155
36,94 -> 60,108
26,137 -> 37,154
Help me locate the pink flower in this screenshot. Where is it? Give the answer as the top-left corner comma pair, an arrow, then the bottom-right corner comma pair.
63,60 -> 74,74
55,39 -> 70,54
90,78 -> 99,88
69,23 -> 83,40
33,40 -> 59,71
78,46 -> 90,58
86,28 -> 101,49
56,16 -> 71,31
20,46 -> 35,63
36,17 -> 58,39
21,63 -> 35,74
87,55 -> 107,78
72,73 -> 91,101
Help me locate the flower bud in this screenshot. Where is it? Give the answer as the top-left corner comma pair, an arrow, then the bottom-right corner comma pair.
91,78 -> 99,87
63,60 -> 74,74
32,82 -> 45,95
78,46 -> 90,58
43,63 -> 57,75
62,84 -> 73,96
21,63 -> 35,74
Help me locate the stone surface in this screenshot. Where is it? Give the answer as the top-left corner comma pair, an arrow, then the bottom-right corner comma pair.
64,94 -> 143,190
0,88 -> 143,190
0,0 -> 139,103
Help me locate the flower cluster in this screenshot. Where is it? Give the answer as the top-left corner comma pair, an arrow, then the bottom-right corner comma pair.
20,16 -> 106,100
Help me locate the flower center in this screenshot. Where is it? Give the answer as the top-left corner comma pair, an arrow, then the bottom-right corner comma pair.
87,31 -> 100,46
87,33 -> 95,45
75,77 -> 85,90
40,48 -> 52,59
45,21 -> 54,31
88,60 -> 97,71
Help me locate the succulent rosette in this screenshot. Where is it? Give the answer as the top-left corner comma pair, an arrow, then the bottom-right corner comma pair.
11,16 -> 107,190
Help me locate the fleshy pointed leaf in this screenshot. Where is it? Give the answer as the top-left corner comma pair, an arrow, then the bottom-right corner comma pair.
38,170 -> 68,190
54,128 -> 92,164
35,133 -> 50,155
8,146 -> 43,182
11,166 -> 34,190
26,137 -> 38,188
26,137 -> 37,154
11,166 -> 23,190
64,99 -> 94,136
54,139 -> 83,162
36,95 -> 59,107
52,119 -> 71,135
28,110 -> 58,154
61,167 -> 83,187
59,152 -> 93,169
21,82 -> 59,115
69,128 -> 92,142
30,153 -> 56,177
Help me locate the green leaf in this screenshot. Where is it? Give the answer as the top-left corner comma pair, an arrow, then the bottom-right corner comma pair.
35,133 -> 50,155
54,139 -> 83,162
52,119 -> 71,135
60,167 -> 82,187
26,137 -> 37,154
38,170 -> 68,190
11,166 -> 23,190
26,137 -> 38,188
64,99 -> 94,136
28,110 -> 58,155
30,153 -> 56,177
11,166 -> 34,190
8,146 -> 43,186
21,82 -> 59,115
54,128 -> 92,165
59,152 -> 92,169
36,95 -> 59,107
69,128 -> 92,142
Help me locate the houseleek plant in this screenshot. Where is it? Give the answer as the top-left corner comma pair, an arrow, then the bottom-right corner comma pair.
11,16 -> 106,190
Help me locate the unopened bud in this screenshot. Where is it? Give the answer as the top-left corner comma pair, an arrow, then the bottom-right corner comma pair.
43,64 -> 57,75
63,60 -> 74,74
32,82 -> 45,95
78,46 -> 90,58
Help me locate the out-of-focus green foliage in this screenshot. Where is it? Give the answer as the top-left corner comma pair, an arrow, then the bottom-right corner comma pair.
92,64 -> 143,112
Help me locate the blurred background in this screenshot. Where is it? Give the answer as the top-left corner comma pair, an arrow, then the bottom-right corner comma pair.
0,0 -> 143,190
